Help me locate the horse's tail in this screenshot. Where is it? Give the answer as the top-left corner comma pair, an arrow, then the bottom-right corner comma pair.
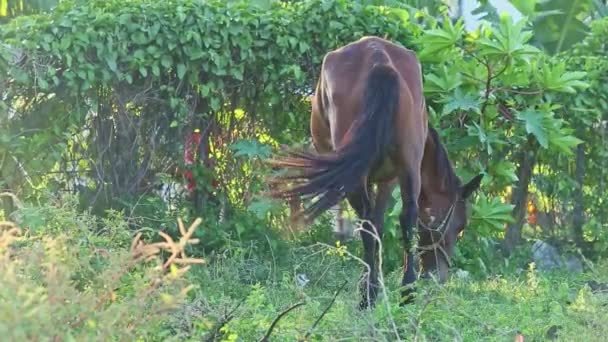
268,63 -> 400,221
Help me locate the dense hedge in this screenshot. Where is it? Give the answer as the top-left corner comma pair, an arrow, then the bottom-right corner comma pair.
0,0 -> 417,208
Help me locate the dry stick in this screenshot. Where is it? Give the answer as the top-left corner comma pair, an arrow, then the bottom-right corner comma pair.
304,280 -> 348,340
411,294 -> 441,342
259,302 -> 306,342
313,240 -> 399,340
0,192 -> 22,209
355,220 -> 403,342
205,298 -> 246,342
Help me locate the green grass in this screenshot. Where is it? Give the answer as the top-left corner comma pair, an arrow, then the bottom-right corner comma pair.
3,199 -> 607,341
169,241 -> 608,341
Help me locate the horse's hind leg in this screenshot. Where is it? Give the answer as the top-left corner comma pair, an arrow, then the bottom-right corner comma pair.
398,163 -> 422,306
346,184 -> 379,309
350,181 -> 394,310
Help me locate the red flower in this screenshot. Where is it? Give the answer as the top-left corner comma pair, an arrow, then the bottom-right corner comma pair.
184,129 -> 202,165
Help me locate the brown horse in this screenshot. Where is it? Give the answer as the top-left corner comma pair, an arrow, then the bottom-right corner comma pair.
269,36 -> 483,309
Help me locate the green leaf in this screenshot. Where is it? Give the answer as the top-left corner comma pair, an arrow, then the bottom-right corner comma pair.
509,0 -> 537,16
532,0 -> 590,54
177,63 -> 186,80
424,65 -> 462,94
201,84 -> 211,97
489,160 -> 518,182
417,17 -> 464,61
161,55 -> 172,68
441,92 -> 480,115
210,98 -> 220,111
105,54 -> 118,73
133,49 -> 145,60
517,109 -> 549,148
247,198 -> 275,219
471,194 -> 515,231
229,139 -> 271,159
537,61 -> 588,93
549,131 -> 583,155
478,16 -> 538,62
231,66 -> 244,81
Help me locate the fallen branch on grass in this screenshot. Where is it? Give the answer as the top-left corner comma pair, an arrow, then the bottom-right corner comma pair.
131,217 -> 206,270
303,280 -> 348,340
259,302 -> 306,342
205,298 -> 246,342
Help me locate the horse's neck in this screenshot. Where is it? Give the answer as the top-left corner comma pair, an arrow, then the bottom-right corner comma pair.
420,133 -> 452,199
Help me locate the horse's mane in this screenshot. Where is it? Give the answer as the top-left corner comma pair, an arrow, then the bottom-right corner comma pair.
428,126 -> 461,193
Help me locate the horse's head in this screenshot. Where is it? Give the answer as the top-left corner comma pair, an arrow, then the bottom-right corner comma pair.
417,173 -> 483,282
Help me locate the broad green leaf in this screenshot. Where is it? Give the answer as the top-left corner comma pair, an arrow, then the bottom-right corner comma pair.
229,139 -> 271,159
161,55 -> 172,68
489,160 -> 518,182
531,0 -> 591,54
509,0 -> 537,16
417,16 -> 464,61
441,92 -> 480,115
247,198 -> 276,219
549,131 -> 583,155
105,54 -> 117,72
517,109 -> 549,148
478,15 -> 538,62
177,63 -> 186,79
537,61 -> 588,93
152,64 -> 160,77
465,123 -> 506,154
471,194 -> 515,231
424,65 -> 462,94
231,66 -> 244,81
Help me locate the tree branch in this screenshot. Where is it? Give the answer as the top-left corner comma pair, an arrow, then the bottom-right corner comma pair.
303,280 -> 348,340
259,302 -> 305,342
205,298 -> 246,342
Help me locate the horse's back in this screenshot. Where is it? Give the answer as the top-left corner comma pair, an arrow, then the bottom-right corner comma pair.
322,37 -> 422,91
316,36 -> 425,143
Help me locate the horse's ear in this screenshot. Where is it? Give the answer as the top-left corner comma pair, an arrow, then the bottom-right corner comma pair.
461,173 -> 483,199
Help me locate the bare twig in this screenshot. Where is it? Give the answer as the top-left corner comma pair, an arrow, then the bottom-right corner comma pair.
304,280 -> 348,339
131,217 -> 205,270
0,221 -> 21,250
205,298 -> 246,342
411,294 -> 441,342
354,220 -> 402,342
70,217 -> 205,329
492,87 -> 543,95
0,191 -> 22,209
259,302 -> 306,342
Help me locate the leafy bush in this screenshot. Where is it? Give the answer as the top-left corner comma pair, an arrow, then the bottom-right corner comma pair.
0,200 -> 203,341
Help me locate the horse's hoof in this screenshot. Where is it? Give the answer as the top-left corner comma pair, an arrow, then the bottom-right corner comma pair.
358,298 -> 375,310
399,298 -> 414,307
358,301 -> 368,310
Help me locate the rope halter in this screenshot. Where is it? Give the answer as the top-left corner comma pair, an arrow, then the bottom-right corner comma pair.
416,198 -> 460,269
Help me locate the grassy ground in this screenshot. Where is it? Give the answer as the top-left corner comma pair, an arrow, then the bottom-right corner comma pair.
2,200 -> 607,341
169,241 -> 608,342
